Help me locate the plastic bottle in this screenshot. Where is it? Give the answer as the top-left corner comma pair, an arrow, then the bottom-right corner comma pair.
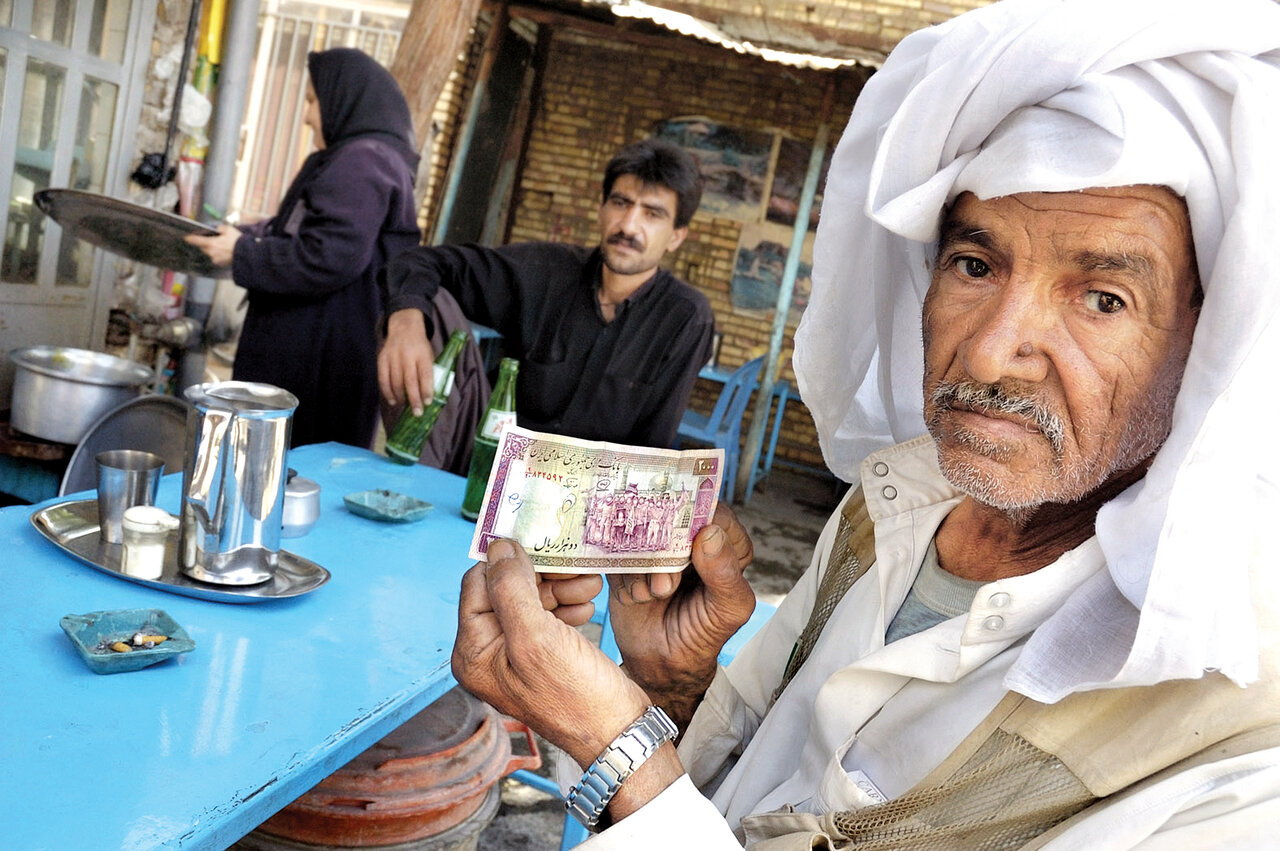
384,329 -> 470,465
460,358 -> 518,520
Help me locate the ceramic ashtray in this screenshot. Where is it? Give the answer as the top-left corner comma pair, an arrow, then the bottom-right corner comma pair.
343,489 -> 433,523
60,608 -> 195,674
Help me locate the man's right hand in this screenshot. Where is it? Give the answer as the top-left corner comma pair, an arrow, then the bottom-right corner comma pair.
606,503 -> 757,729
378,308 -> 436,415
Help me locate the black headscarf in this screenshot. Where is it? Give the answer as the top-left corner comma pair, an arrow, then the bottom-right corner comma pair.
308,48 -> 418,169
272,48 -> 419,230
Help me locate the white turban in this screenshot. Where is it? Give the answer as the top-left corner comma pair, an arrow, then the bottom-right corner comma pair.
793,0 -> 1280,701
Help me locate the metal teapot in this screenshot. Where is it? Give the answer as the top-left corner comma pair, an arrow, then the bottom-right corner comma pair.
179,381 -> 298,585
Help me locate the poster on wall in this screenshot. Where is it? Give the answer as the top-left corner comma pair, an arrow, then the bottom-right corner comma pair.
767,136 -> 832,231
730,221 -> 814,325
653,117 -> 776,222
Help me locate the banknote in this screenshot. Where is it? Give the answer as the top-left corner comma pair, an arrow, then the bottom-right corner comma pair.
468,426 -> 723,573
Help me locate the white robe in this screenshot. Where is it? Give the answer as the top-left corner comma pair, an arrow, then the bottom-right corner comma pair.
578,440 -> 1280,848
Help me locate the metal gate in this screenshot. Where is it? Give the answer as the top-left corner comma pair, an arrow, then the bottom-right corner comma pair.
231,0 -> 409,224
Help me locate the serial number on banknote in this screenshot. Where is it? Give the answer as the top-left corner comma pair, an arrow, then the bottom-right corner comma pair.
468,426 -> 723,573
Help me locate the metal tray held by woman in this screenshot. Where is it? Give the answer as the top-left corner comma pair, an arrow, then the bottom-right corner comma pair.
34,188 -> 228,277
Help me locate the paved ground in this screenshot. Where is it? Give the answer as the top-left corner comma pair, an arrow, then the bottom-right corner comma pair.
477,465 -> 847,849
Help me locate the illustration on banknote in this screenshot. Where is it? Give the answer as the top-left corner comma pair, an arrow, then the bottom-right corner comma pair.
469,426 -> 723,572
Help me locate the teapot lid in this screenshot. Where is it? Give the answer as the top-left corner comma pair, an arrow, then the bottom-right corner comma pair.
184,381 -> 299,415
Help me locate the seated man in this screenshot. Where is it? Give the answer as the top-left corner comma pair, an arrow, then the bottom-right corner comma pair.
451,0 -> 1280,846
377,138 -> 714,449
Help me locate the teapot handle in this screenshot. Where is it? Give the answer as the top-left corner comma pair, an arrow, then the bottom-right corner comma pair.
186,406 -> 233,532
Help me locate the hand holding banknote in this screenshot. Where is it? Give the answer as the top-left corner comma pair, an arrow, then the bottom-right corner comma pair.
454,537 -> 651,772
458,425 -> 756,731
469,426 -> 727,573
606,502 -> 757,728
452,505 -> 756,817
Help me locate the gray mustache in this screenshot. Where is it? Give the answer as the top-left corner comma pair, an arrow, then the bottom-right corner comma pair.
932,380 -> 1065,453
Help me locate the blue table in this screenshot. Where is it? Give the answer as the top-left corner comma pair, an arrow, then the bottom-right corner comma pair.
0,442 -> 476,850
697,365 -> 792,501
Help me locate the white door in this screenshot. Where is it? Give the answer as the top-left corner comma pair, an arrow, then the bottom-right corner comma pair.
0,0 -> 156,407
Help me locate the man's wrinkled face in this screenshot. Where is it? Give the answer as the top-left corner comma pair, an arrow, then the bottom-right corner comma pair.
598,175 -> 687,277
922,186 -> 1201,511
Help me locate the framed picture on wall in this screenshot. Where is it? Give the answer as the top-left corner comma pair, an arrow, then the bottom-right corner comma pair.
767,136 -> 832,231
729,221 -> 814,323
653,117 -> 777,222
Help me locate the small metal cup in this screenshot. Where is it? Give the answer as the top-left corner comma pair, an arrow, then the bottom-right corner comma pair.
96,450 -> 165,544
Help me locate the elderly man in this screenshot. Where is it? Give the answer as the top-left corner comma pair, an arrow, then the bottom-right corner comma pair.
452,0 -> 1280,846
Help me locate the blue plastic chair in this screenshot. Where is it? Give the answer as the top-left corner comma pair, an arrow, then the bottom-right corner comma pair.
676,356 -> 765,501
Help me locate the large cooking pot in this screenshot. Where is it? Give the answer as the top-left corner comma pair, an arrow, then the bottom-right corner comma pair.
8,346 -> 153,444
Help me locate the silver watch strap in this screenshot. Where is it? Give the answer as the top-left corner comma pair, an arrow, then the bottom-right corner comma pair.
564,705 -> 678,829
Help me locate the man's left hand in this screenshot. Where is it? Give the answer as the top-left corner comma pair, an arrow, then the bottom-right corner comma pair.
607,503 -> 757,729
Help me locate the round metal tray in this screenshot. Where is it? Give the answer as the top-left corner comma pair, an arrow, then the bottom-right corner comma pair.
31,500 -> 330,604
34,188 -> 228,276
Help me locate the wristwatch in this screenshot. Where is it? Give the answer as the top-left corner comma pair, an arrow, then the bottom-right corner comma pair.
565,705 -> 678,828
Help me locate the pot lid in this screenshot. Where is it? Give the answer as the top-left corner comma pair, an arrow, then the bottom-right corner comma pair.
184,381 -> 299,415
8,346 -> 152,387
34,188 -> 228,277
285,475 -> 321,499
351,687 -> 490,767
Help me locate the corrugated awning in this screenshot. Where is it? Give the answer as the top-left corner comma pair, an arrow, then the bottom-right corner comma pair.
603,0 -> 886,69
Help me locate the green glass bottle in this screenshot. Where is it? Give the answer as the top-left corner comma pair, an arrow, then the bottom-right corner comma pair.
384,329 -> 470,465
460,358 -> 518,520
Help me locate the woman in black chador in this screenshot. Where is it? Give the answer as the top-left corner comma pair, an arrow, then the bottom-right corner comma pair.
189,48 -> 420,447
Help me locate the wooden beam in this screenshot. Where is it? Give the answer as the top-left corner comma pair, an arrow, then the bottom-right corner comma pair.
390,0 -> 489,145
736,77 -> 837,503
431,3 -> 511,245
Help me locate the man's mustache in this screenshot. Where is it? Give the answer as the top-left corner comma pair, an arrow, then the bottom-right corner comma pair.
606,232 -> 641,250
931,380 -> 1065,454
